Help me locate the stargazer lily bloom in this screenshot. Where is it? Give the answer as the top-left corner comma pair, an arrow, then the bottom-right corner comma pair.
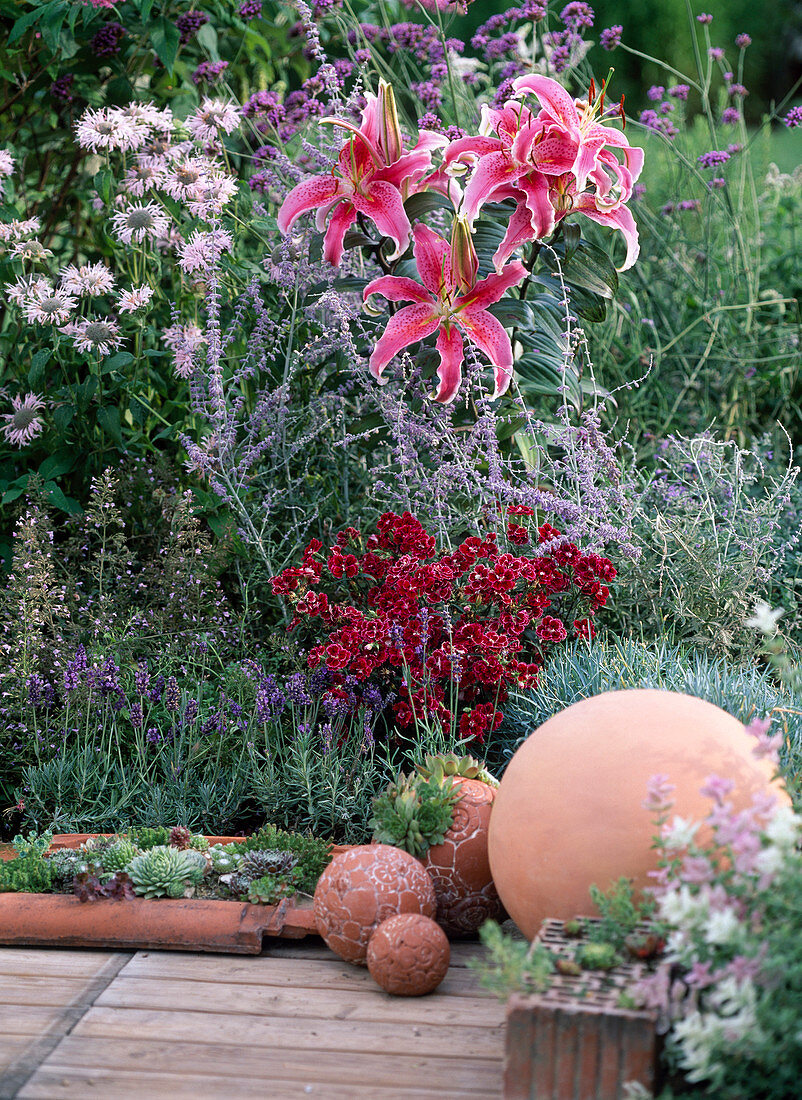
277,81 -> 442,266
444,75 -> 644,271
363,219 -> 527,404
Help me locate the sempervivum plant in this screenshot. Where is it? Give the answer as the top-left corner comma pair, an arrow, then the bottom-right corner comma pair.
127,845 -> 206,899
46,848 -> 88,886
370,773 -> 459,858
246,873 -> 297,905
98,839 -> 141,873
227,849 -> 298,897
417,753 -> 498,787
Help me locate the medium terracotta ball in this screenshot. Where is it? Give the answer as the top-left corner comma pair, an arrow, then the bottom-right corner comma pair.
422,777 -> 503,937
313,844 -> 436,965
367,913 -> 450,996
488,689 -> 789,940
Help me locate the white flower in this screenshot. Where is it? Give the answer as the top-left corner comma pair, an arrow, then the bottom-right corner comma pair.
185,98 -> 241,143
117,285 -> 154,313
5,274 -> 50,306
0,217 -> 40,244
703,906 -> 741,947
178,228 -> 234,273
69,318 -> 123,357
59,262 -> 115,297
110,202 -> 170,245
75,107 -> 141,153
745,600 -> 784,634
9,240 -> 52,262
23,285 -> 78,325
658,883 -> 709,927
763,804 -> 801,849
0,150 -> 15,177
663,816 -> 701,851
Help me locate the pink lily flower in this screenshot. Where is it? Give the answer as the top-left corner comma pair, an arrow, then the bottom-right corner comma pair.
363,220 -> 527,404
278,81 -> 442,266
511,73 -> 645,196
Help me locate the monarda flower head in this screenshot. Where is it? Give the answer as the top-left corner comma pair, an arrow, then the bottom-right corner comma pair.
1,392 -> 46,447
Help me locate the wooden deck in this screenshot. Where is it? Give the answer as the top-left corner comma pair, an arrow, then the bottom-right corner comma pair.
0,938 -> 505,1098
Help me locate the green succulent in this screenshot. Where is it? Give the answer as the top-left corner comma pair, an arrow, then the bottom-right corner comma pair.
575,942 -> 620,971
237,827 -> 332,894
208,844 -> 240,874
240,849 -> 297,880
246,874 -> 296,905
127,845 -> 205,899
189,834 -> 210,851
130,826 -> 170,850
370,772 -> 459,857
98,840 -> 141,873
46,848 -> 89,886
12,830 -> 54,859
0,853 -> 53,894
416,752 -> 498,787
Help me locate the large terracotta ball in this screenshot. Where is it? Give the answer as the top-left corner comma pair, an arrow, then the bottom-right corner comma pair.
313,844 -> 436,965
367,913 -> 451,996
488,689 -> 789,940
422,777 -> 503,937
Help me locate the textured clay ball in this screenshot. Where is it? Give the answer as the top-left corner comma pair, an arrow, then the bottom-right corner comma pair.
488,689 -> 790,940
313,844 -> 436,965
422,777 -> 503,937
367,913 -> 450,996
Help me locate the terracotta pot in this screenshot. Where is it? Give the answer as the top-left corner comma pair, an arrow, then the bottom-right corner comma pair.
422,777 -> 503,937
489,689 -> 788,940
504,918 -> 666,1100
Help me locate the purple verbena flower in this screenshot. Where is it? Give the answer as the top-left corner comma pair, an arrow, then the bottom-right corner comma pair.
600,24 -> 622,50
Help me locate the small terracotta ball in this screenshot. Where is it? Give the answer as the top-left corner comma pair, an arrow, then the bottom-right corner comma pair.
422,777 -> 503,937
488,689 -> 790,940
313,844 -> 436,965
367,913 -> 450,996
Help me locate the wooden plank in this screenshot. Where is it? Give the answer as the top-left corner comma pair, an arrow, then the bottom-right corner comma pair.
0,949 -> 122,978
72,1005 -> 505,1059
0,1036 -> 43,1075
25,1036 -> 502,1094
264,938 -> 488,967
121,954 -> 491,998
19,1066 -> 500,1099
0,1005 -> 67,1036
0,976 -> 123,1008
96,976 -> 506,1027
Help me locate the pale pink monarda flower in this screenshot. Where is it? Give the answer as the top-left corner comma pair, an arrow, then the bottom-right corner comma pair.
75,107 -> 144,153
117,284 -> 153,313
59,262 -> 115,297
9,240 -> 52,262
0,150 -> 15,177
4,274 -> 50,307
178,228 -> 234,273
122,162 -> 164,198
164,322 -> 206,378
69,318 -> 123,357
0,217 -> 41,243
185,99 -> 241,143
364,218 -> 526,403
161,156 -> 216,201
22,285 -> 78,325
184,173 -> 238,218
1,393 -> 46,447
110,202 -> 170,245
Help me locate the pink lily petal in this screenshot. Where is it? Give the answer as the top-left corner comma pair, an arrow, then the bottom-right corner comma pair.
444,135 -> 505,168
572,195 -> 640,270
517,172 -> 557,239
457,308 -> 515,399
433,323 -> 465,404
337,137 -> 376,182
486,103 -> 534,144
512,74 -> 579,132
412,224 -> 453,298
456,260 -> 527,310
368,302 -> 440,380
364,275 -> 433,305
571,134 -> 607,193
513,126 -> 577,176
462,150 -> 525,222
416,164 -> 463,205
353,181 -> 411,260
315,196 -> 342,232
379,146 -> 435,191
492,201 -> 540,270
277,175 -> 341,234
322,201 -> 357,266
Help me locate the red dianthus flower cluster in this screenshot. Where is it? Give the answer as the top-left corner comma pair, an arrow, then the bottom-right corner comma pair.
271,511 -> 615,744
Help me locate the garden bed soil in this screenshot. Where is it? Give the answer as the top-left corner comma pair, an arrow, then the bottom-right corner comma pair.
0,835 -> 350,954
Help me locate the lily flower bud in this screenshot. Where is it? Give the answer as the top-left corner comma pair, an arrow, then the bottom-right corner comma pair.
377,80 -> 403,165
450,215 -> 478,295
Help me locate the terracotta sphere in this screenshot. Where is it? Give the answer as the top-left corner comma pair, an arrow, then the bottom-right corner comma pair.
367,913 -> 451,996
488,689 -> 789,940
313,844 -> 436,965
422,777 -> 503,937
